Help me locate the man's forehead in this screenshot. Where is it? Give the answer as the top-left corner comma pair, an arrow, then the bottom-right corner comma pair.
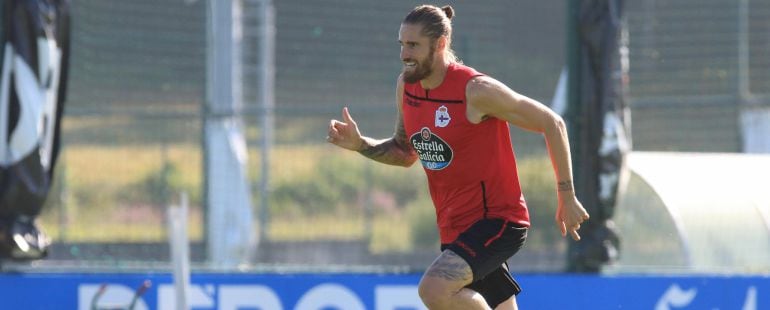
399,23 -> 427,41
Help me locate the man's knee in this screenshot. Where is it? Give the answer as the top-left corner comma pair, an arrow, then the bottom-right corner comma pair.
418,276 -> 452,307
419,249 -> 476,307
417,277 -> 449,308
494,296 -> 518,310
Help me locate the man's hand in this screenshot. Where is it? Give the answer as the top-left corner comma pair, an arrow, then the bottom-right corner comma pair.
327,107 -> 364,151
555,195 -> 590,241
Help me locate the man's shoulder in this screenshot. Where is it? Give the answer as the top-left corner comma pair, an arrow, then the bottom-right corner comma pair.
466,75 -> 505,104
465,74 -> 495,90
450,62 -> 483,79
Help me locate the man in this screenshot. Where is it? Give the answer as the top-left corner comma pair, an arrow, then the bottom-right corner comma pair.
327,5 -> 589,309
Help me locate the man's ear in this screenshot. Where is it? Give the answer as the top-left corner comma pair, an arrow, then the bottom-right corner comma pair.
437,36 -> 448,51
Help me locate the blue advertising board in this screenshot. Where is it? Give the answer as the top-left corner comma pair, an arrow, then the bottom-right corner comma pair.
0,272 -> 766,309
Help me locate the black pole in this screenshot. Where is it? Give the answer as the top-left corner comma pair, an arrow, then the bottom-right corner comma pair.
565,0 -> 627,273
566,0 -> 583,197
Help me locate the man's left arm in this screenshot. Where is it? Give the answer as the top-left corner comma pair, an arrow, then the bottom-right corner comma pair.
466,76 -> 589,240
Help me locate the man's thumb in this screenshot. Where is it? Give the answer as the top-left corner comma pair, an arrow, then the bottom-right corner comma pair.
342,107 -> 355,124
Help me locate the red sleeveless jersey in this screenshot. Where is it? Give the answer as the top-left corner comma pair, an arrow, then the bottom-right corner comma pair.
402,63 -> 530,243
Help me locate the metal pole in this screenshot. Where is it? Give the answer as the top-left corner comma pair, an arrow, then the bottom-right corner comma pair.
0,44 -> 11,163
168,192 -> 190,310
258,0 -> 275,246
565,0 -> 584,272
565,0 -> 582,182
737,0 -> 750,102
205,0 -> 255,267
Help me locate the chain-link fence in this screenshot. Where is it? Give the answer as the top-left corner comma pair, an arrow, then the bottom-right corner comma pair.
27,0 -> 770,272
627,0 -> 770,152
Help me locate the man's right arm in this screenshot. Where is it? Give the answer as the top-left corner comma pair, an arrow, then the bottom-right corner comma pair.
358,112 -> 416,167
327,76 -> 417,167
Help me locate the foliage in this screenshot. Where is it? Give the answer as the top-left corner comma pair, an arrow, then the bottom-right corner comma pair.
140,161 -> 180,206
268,151 -> 424,217
405,194 -> 439,249
269,152 -> 361,216
369,164 -> 423,207
39,141 -> 561,253
516,156 -> 562,249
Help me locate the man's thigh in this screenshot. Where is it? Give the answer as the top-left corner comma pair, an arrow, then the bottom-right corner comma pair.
422,249 -> 475,289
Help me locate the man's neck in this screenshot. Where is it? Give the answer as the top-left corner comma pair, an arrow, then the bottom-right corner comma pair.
420,58 -> 451,90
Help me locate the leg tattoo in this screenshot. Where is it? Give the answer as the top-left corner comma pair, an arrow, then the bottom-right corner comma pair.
425,250 -> 474,283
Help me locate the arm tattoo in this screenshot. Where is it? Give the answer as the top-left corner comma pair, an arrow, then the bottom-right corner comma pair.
358,116 -> 416,166
425,250 -> 473,282
558,179 -> 574,192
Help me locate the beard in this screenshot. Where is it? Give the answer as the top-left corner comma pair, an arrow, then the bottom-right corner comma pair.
402,46 -> 436,84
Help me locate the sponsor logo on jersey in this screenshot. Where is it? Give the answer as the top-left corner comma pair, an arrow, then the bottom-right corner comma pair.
410,127 -> 452,170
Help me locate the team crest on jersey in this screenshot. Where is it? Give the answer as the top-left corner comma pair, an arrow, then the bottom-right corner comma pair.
410,127 -> 453,170
435,105 -> 451,127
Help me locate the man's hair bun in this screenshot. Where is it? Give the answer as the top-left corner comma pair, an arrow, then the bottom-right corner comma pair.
441,5 -> 454,19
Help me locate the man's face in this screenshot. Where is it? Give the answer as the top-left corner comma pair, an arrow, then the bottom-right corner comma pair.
399,23 -> 436,84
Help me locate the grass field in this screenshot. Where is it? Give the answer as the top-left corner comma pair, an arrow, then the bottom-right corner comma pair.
37,141 -> 426,253
38,115 -> 560,255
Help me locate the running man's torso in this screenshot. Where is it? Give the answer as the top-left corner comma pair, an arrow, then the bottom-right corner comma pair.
401,62 -> 530,243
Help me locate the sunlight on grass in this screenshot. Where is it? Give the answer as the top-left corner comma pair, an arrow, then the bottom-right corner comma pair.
369,215 -> 412,253
267,214 -> 413,253
268,216 -> 366,241
41,140 -> 558,262
63,144 -> 201,190
39,204 -> 204,242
